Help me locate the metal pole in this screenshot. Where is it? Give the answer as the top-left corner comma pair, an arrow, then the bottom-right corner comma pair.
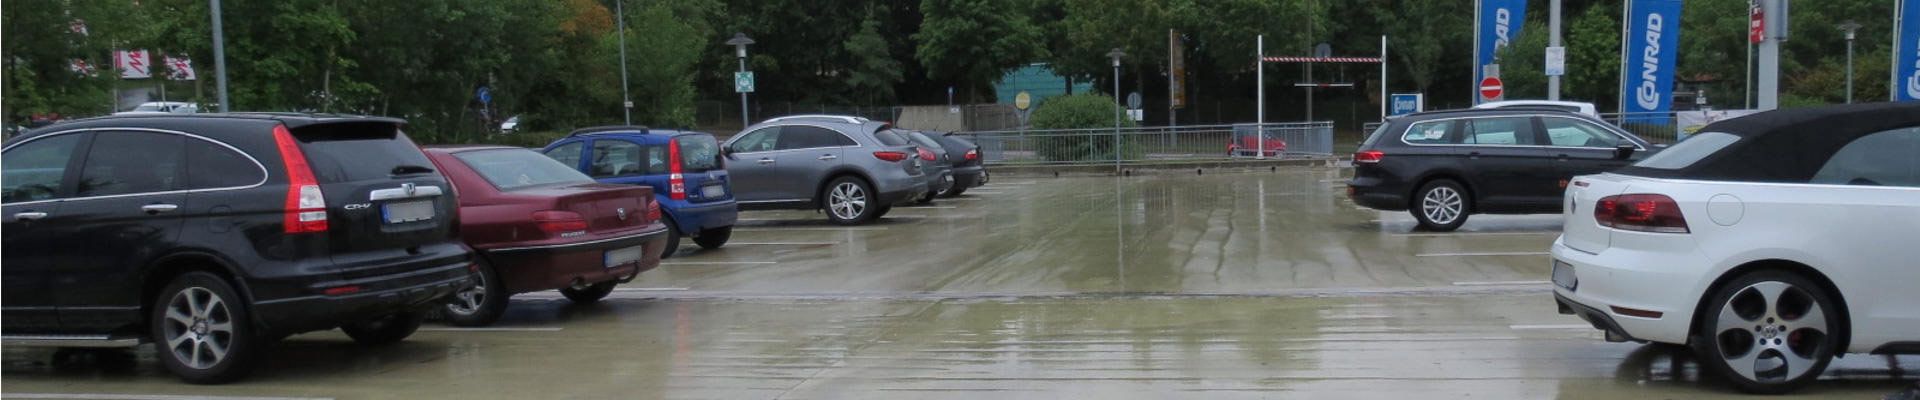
210,0 -> 229,112
1380,36 -> 1388,121
1757,0 -> 1781,110
1746,40 -> 1753,108
1548,0 -> 1562,100
1256,35 -> 1265,160
1846,36 -> 1855,103
738,56 -> 749,127
615,0 -> 632,125
1113,59 -> 1121,172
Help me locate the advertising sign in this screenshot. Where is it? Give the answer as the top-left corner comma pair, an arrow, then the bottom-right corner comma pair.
1620,0 -> 1683,123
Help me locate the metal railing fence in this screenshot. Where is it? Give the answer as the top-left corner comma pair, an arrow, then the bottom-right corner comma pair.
954,122 -> 1334,166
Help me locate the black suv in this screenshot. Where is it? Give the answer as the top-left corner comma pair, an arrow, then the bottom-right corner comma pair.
2,114 -> 473,383
1347,109 -> 1654,231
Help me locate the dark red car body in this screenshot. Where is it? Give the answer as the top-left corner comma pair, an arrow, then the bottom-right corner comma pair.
423,146 -> 669,295
1227,135 -> 1288,157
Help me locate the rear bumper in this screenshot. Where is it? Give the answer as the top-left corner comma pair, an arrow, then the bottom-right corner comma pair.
951,165 -> 988,188
478,225 -> 670,293
664,198 -> 738,233
252,260 -> 473,335
876,173 -> 930,206
1549,238 -> 1709,345
1347,177 -> 1408,211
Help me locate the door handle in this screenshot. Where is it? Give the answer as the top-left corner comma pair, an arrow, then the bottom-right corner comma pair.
13,211 -> 47,221
757,158 -> 776,165
142,204 -> 179,214
818,155 -> 838,161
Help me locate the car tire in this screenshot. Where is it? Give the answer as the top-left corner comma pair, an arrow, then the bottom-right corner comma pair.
559,281 -> 617,304
1691,270 -> 1840,394
823,176 -> 880,225
340,311 -> 423,346
917,189 -> 937,204
694,226 -> 731,249
940,185 -> 968,198
151,271 -> 264,384
659,215 -> 682,259
442,262 -> 508,327
1410,179 -> 1469,232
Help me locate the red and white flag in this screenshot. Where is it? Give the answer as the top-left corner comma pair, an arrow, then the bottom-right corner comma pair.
164,55 -> 196,80
115,50 -> 151,79
70,59 -> 98,76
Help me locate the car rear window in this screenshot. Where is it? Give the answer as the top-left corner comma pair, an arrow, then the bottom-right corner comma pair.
453,148 -> 595,191
907,132 -> 945,152
1632,132 -> 1740,170
873,129 -> 911,146
675,134 -> 721,172
291,122 -> 437,184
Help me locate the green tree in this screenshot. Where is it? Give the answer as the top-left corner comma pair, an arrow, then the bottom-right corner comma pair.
914,0 -> 1046,102
843,13 -> 903,105
1027,93 -> 1137,161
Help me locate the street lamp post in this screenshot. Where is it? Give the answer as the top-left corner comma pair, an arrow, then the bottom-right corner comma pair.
210,0 -> 229,112
727,33 -> 756,128
1107,48 -> 1126,172
615,0 -> 631,125
1839,20 -> 1862,104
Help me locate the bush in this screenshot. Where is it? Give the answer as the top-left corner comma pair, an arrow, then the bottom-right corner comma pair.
1026,94 -> 1138,162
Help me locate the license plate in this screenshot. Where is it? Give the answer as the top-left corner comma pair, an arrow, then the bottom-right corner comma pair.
382,200 -> 434,224
1552,260 -> 1578,291
701,184 -> 726,198
604,245 -> 644,268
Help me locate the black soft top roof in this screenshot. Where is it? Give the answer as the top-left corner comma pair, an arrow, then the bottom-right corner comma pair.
1617,102 -> 1920,182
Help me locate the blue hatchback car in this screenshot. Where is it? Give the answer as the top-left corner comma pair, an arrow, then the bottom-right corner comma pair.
541,126 -> 737,257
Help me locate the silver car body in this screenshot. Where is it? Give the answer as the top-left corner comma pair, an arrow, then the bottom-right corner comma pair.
724,115 -> 930,209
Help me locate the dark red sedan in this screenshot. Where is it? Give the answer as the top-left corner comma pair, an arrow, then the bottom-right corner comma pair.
423,146 -> 670,326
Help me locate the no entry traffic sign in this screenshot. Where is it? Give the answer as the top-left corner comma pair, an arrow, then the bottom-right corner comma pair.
1479,76 -> 1505,101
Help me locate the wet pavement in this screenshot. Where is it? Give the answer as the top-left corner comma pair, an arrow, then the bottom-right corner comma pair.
6,169 -> 1914,399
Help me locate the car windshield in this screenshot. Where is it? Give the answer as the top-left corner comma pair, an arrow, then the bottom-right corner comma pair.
452,148 -> 594,191
675,134 -> 721,172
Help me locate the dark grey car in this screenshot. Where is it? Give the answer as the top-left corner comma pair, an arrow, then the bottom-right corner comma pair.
904,130 -> 954,204
723,115 -> 930,225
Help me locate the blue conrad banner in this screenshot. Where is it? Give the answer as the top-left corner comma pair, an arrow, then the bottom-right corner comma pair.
1897,0 -> 1920,101
1474,0 -> 1527,103
1621,0 -> 1682,122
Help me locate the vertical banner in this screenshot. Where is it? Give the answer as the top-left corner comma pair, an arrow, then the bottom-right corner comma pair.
165,55 -> 197,81
1621,0 -> 1682,123
1169,29 -> 1186,109
115,50 -> 151,79
1474,0 -> 1527,104
1896,0 -> 1920,101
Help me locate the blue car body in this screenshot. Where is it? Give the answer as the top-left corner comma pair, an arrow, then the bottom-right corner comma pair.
540,127 -> 738,240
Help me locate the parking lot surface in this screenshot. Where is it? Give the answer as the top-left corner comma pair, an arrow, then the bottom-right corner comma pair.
6,169 -> 1913,399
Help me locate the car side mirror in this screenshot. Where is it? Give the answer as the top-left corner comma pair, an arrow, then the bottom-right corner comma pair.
1612,144 -> 1637,160
721,146 -> 735,159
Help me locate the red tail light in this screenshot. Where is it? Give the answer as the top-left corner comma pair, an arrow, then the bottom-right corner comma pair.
667,139 -> 686,200
916,147 -> 937,161
274,125 -> 328,234
964,149 -> 979,161
533,210 -> 588,236
646,199 -> 662,221
872,151 -> 909,162
1353,150 -> 1385,164
1594,194 -> 1689,233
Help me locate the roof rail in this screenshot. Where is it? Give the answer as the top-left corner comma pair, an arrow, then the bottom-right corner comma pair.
763,115 -> 868,124
567,125 -> 650,137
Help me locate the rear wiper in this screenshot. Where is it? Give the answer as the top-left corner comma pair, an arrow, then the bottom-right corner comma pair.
391,164 -> 435,176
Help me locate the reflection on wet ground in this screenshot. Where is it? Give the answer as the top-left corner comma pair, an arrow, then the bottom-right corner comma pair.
5,170 -> 1913,399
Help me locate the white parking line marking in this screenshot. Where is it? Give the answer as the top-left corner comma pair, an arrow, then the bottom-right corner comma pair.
941,197 -> 983,201
734,227 -> 888,232
417,327 -> 563,332
1451,280 -> 1552,286
1508,324 -> 1594,330
728,241 -> 838,246
1391,232 -> 1559,237
662,261 -> 777,266
1417,252 -> 1551,257
904,206 -> 958,209
7,394 -> 334,400
614,287 -> 690,291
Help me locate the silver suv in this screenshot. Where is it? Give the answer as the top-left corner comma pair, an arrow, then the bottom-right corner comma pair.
723,115 -> 930,225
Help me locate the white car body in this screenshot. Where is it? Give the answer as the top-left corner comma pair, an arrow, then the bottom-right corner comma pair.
1552,172 -> 1920,352
1474,100 -> 1600,117
113,101 -> 200,115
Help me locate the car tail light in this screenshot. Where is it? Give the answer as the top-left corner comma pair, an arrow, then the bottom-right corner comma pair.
964,149 -> 979,161
533,210 -> 588,236
1353,150 -> 1384,164
667,139 -> 686,200
1594,194 -> 1689,233
274,125 -> 328,234
916,147 -> 937,161
872,151 -> 909,162
646,199 -> 661,221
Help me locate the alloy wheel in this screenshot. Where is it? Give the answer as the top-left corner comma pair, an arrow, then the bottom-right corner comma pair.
1713,281 -> 1830,383
448,269 -> 488,316
1421,186 -> 1463,225
161,287 -> 235,370
829,182 -> 867,220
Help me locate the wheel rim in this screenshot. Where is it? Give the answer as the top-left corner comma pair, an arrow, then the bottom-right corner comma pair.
447,269 -> 488,316
1421,186 -> 1464,225
161,287 -> 234,370
1713,281 -> 1829,383
828,182 -> 867,220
